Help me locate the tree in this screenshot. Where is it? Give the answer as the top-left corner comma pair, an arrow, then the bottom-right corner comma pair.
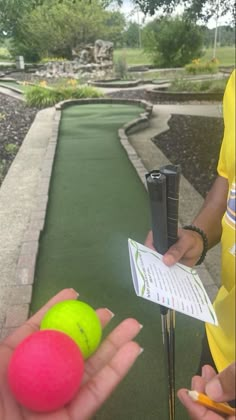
142,16 -> 204,67
201,25 -> 235,47
0,0 -> 45,37
102,11 -> 126,47
106,0 -> 235,22
123,22 -> 142,48
10,0 -> 117,60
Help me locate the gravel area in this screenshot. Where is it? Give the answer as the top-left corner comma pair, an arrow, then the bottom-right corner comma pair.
153,114 -> 224,197
0,78 -> 224,196
0,93 -> 38,184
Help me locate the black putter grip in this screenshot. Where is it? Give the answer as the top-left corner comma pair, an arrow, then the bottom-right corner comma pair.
160,165 -> 181,247
146,171 -> 168,255
146,171 -> 169,316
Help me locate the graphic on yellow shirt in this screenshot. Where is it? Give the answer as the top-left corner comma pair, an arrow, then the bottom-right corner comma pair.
225,182 -> 236,229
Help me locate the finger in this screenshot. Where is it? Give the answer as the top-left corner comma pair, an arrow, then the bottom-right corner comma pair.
68,341 -> 142,420
206,362 -> 236,403
83,318 -> 142,383
3,288 -> 78,349
177,388 -> 222,420
201,365 -> 217,382
191,375 -> 207,393
163,242 -> 189,266
95,308 -> 114,329
144,230 -> 156,251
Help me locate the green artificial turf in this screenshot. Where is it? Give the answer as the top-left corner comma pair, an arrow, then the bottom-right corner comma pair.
31,103 -> 204,419
0,81 -> 26,91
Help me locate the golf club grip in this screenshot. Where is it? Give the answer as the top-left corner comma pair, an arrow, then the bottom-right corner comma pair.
160,165 -> 181,247
146,171 -> 168,316
146,171 -> 168,255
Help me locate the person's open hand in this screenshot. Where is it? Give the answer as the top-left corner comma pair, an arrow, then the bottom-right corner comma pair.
178,363 -> 236,419
0,288 -> 142,420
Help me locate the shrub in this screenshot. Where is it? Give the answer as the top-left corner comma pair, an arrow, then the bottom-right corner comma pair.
169,77 -> 227,93
114,55 -> 128,79
206,79 -> 227,93
142,16 -> 203,68
185,59 -> 219,74
24,84 -> 103,108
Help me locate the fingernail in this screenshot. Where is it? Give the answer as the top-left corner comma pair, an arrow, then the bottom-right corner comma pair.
70,288 -> 79,297
201,365 -> 213,380
139,347 -> 144,355
206,378 -> 223,400
105,308 -> 115,318
139,323 -> 143,330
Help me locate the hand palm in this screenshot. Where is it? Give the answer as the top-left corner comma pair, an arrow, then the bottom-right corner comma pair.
0,289 -> 141,420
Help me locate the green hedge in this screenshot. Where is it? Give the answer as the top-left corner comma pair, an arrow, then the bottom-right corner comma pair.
25,84 -> 103,108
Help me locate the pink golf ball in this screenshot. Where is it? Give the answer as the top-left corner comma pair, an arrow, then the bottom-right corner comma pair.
7,329 -> 84,412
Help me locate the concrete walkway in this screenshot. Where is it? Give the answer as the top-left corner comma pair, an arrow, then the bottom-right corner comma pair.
0,86 -> 221,338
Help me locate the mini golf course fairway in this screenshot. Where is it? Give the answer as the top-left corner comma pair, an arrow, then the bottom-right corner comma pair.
31,103 -> 204,419
0,80 -> 26,92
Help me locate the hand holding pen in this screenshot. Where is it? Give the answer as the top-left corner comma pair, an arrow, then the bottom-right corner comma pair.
177,362 -> 236,419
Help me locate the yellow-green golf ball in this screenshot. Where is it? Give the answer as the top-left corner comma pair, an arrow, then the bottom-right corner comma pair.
40,300 -> 102,359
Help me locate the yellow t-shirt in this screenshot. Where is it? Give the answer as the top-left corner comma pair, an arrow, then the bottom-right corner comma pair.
206,70 -> 236,372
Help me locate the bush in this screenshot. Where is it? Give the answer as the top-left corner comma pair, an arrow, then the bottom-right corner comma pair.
24,84 -> 103,108
114,55 -> 128,79
142,16 -> 203,68
185,59 -> 219,74
169,77 -> 227,93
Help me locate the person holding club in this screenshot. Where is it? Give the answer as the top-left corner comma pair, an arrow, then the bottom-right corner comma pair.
145,69 -> 235,418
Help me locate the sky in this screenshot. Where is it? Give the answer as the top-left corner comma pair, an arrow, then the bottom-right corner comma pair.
110,0 -> 233,29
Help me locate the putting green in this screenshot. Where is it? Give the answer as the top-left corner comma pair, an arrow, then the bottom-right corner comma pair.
31,103 -> 203,419
0,81 -> 26,92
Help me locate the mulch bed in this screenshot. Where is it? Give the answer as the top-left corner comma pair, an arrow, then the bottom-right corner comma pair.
152,114 -> 224,197
0,93 -> 38,184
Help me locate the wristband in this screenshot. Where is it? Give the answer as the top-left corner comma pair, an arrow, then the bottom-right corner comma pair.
183,225 -> 208,265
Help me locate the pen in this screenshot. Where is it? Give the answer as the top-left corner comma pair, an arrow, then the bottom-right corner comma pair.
188,390 -> 236,417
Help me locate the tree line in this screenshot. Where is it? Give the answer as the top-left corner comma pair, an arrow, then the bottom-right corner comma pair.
0,0 -> 235,66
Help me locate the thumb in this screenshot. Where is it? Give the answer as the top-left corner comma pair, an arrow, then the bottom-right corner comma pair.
162,242 -> 187,266
205,362 -> 236,402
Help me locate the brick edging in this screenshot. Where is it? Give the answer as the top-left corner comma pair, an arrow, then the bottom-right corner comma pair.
1,111 -> 61,336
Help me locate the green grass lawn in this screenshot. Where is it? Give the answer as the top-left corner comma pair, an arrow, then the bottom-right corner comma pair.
114,46 -> 235,67
203,46 -> 235,65
114,48 -> 151,66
